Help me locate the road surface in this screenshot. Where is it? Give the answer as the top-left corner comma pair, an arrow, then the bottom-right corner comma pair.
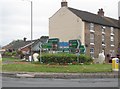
2,77 -> 118,87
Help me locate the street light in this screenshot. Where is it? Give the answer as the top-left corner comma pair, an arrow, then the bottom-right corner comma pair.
22,0 -> 33,61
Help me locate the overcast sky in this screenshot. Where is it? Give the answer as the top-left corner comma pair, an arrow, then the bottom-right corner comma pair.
0,0 -> 119,46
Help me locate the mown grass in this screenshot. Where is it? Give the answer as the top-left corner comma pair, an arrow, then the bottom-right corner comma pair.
2,63 -> 112,73
2,57 -> 20,62
2,57 -> 112,73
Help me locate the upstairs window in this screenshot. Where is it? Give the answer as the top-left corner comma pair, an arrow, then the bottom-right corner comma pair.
110,36 -> 114,47
89,23 -> 95,32
102,35 -> 106,46
90,33 -> 94,45
110,36 -> 114,42
102,35 -> 105,42
111,27 -> 114,35
101,26 -> 106,34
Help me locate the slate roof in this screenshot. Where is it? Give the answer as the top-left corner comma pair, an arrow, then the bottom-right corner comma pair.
68,7 -> 119,28
3,41 -> 32,50
32,36 -> 49,47
3,36 -> 49,51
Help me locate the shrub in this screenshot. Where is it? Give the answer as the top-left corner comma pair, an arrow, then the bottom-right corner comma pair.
12,51 -> 17,56
4,52 -> 12,56
4,51 -> 17,56
38,53 -> 93,64
79,54 -> 93,63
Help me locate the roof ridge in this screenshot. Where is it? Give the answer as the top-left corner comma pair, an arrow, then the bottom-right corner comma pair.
68,7 -> 98,16
68,7 -> 118,21
68,7 -> 119,28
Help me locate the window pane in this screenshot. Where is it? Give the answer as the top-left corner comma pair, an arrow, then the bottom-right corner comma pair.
102,35 -> 105,41
102,29 -> 105,32
90,34 -> 94,38
90,47 -> 94,58
90,48 -> 94,53
89,23 -> 94,31
90,33 -> 94,43
111,36 -> 114,41
111,27 -> 114,34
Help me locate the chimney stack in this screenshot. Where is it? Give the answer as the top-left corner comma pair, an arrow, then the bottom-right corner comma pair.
23,37 -> 27,41
61,0 -> 68,7
97,8 -> 104,17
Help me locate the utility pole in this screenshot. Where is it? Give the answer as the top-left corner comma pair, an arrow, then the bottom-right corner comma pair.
39,43 -> 42,63
22,0 -> 33,62
30,1 -> 33,62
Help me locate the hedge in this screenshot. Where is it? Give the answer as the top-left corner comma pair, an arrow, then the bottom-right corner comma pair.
38,53 -> 93,64
4,51 -> 17,56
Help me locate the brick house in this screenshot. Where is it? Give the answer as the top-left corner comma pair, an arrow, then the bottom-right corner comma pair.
49,0 -> 120,59
3,36 -> 49,54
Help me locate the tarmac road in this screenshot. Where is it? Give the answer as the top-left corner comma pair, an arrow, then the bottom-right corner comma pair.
2,77 -> 118,87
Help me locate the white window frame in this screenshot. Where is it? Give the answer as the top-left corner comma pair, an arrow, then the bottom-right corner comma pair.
102,35 -> 106,46
89,23 -> 95,32
102,35 -> 105,42
90,33 -> 94,45
101,26 -> 105,34
90,48 -> 94,53
111,44 -> 115,47
110,27 -> 114,35
90,47 -> 94,58
110,36 -> 114,42
110,36 -> 114,47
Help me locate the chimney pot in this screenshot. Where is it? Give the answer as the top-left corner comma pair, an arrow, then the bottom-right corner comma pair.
98,8 -> 104,17
101,8 -> 103,11
23,37 -> 27,41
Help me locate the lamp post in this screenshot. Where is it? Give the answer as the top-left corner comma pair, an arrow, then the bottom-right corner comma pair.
22,0 -> 33,61
30,1 -> 33,62
39,43 -> 42,63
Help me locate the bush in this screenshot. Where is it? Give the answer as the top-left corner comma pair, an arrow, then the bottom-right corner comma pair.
4,51 -> 17,56
38,53 -> 93,64
12,51 -> 17,56
4,52 -> 13,56
79,54 -> 93,63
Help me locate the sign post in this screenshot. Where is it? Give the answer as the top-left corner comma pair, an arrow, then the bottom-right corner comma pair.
76,40 -> 80,63
39,43 -> 42,63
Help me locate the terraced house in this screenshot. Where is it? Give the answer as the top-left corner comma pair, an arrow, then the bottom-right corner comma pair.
49,0 -> 120,60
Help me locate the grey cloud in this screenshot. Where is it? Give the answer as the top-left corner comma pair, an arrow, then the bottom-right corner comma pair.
0,0 -> 119,46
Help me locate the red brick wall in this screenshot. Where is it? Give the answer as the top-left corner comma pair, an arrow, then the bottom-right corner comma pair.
84,22 -> 120,59
21,47 -> 30,53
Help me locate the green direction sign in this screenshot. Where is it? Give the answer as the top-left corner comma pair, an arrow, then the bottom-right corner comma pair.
69,40 -> 78,48
80,45 -> 86,54
58,48 -> 69,52
41,43 -> 52,49
69,40 -> 81,49
48,38 -> 59,44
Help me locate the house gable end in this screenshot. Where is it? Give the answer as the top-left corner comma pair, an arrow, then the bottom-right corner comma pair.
49,7 -> 85,44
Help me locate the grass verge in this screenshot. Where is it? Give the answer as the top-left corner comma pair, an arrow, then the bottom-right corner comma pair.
2,64 -> 112,73
2,57 -> 112,73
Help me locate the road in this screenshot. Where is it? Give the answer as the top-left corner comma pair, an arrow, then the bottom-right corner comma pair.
2,77 -> 118,87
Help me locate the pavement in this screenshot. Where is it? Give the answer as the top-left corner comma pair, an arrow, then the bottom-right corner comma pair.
1,72 -> 119,79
